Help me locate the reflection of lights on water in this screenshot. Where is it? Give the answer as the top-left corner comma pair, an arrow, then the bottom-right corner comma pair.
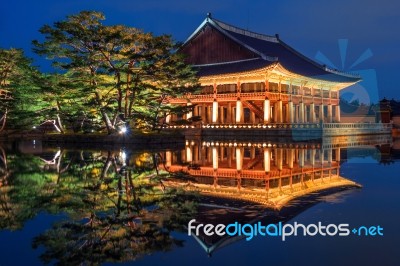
120,150 -> 127,166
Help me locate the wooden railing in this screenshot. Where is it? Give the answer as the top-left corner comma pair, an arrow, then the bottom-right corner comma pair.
167,91 -> 339,104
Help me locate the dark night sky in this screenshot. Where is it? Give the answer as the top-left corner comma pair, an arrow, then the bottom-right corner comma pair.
1,0 -> 399,101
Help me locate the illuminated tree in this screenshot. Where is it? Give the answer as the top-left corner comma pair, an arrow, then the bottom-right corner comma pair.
33,11 -> 198,134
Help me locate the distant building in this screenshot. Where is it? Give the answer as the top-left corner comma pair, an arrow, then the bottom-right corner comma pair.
167,14 -> 361,125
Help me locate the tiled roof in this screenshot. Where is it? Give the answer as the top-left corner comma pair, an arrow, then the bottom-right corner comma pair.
184,15 -> 361,83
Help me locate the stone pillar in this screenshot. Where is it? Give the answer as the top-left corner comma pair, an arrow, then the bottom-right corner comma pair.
335,105 -> 341,123
277,148 -> 283,171
264,99 -> 270,123
227,147 -> 232,167
220,106 -> 224,124
320,149 -> 325,165
299,102 -> 305,123
310,103 -> 316,123
165,151 -> 172,167
288,101 -> 294,123
227,102 -> 232,123
264,148 -> 270,172
285,103 -> 290,123
207,106 -> 212,124
277,100 -> 283,123
236,99 -> 242,123
165,114 -> 171,124
328,148 -> 333,165
207,147 -> 212,163
319,104 -> 324,122
327,104 -> 332,123
186,102 -> 192,120
236,147 -> 243,171
186,146 -> 192,162
336,148 -> 341,162
194,145 -> 199,162
299,149 -> 305,168
212,100 -> 218,123
212,147 -> 218,170
288,149 -> 294,168
311,149 -> 316,166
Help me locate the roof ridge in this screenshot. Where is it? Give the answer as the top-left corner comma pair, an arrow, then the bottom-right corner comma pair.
212,18 -> 279,43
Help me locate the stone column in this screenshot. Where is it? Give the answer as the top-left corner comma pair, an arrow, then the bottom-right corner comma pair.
186,146 -> 192,162
277,100 -> 283,123
328,148 -> 333,166
311,149 -> 316,166
212,147 -> 218,170
165,151 -> 172,167
310,103 -> 316,123
335,105 -> 341,123
288,149 -> 294,168
277,148 -> 283,171
264,148 -> 270,172
299,149 -> 305,168
319,104 -> 324,122
227,147 -> 232,167
264,99 -> 270,123
207,106 -> 212,124
327,104 -> 332,123
212,100 -> 218,123
220,106 -> 225,124
288,101 -> 294,123
336,148 -> 341,162
236,99 -> 242,123
236,147 -> 243,171
186,102 -> 192,120
165,114 -> 171,124
299,102 -> 305,123
227,102 -> 232,123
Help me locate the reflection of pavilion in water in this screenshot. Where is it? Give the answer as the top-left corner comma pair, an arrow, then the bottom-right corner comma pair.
162,139 -> 360,209
160,136 -> 396,255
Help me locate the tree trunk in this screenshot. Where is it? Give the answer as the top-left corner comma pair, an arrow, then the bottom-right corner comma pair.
94,91 -> 115,134
0,109 -> 7,132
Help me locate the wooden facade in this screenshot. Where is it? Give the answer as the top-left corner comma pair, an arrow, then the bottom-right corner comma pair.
167,14 -> 363,128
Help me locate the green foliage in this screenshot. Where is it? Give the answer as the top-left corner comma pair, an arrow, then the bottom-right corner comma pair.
33,10 -> 199,134
0,48 -> 46,130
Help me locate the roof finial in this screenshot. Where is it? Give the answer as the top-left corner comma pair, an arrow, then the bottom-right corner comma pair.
207,12 -> 212,19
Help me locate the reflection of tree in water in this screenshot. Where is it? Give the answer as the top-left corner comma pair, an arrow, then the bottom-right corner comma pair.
0,146 -> 198,265
0,146 -> 56,230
